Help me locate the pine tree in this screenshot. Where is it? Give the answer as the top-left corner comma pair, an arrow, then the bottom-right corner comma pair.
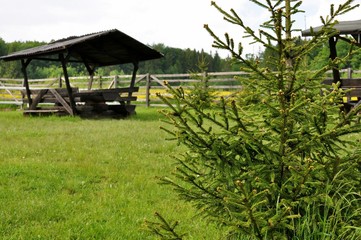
150,1 -> 361,239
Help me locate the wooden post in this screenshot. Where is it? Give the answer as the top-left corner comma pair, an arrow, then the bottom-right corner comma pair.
130,61 -> 139,88
21,59 -> 32,107
83,62 -> 95,90
114,75 -> 118,88
128,61 -> 139,104
99,76 -> 103,89
88,75 -> 93,90
59,53 -> 76,116
347,67 -> 353,79
59,74 -> 62,88
329,36 -> 341,85
146,73 -> 151,107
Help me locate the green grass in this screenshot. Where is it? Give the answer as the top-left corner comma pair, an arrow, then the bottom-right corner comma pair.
0,107 -> 223,239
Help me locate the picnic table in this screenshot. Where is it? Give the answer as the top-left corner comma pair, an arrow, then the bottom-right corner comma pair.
22,87 -> 139,117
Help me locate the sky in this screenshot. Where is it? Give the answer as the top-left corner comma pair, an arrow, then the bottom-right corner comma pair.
0,0 -> 360,58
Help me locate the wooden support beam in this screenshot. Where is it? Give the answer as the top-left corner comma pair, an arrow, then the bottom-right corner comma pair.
130,61 -> 139,89
339,35 -> 361,48
59,53 -> 77,116
49,89 -> 73,115
145,73 -> 151,107
21,59 -> 32,106
329,36 -> 341,85
30,89 -> 48,110
82,61 -> 96,90
128,61 -> 139,104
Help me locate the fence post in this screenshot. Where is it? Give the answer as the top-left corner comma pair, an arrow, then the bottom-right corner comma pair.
88,75 -> 94,90
99,76 -> 103,89
146,73 -> 151,107
59,75 -> 62,88
347,67 -> 353,79
114,75 -> 118,88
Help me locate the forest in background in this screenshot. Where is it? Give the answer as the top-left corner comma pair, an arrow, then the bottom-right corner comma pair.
0,36 -> 361,79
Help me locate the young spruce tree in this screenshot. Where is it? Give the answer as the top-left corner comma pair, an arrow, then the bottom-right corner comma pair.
148,0 -> 361,239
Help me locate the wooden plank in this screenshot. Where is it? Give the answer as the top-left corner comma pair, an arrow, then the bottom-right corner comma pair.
323,78 -> 361,87
75,92 -> 104,102
102,92 -> 119,101
82,87 -> 139,94
0,101 -> 23,105
21,88 -> 78,95
30,89 -> 48,110
115,96 -> 137,102
24,109 -> 60,113
49,89 -> 73,115
343,88 -> 361,97
341,79 -> 361,87
23,97 -> 81,104
0,86 -> 26,90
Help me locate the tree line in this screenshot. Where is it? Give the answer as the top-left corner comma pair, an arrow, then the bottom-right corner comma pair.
0,36 -> 361,79
0,39 -> 232,79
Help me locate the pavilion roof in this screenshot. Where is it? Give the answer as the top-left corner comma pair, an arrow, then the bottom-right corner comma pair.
0,29 -> 163,66
302,19 -> 361,37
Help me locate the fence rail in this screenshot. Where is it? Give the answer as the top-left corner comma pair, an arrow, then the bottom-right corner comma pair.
1,68 -> 361,107
0,71 -> 248,107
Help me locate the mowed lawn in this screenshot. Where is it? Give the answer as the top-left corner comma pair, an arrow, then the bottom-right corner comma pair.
0,107 -> 222,239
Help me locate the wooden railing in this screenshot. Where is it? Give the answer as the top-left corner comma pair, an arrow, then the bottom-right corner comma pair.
0,71 -> 246,107
1,68 -> 361,107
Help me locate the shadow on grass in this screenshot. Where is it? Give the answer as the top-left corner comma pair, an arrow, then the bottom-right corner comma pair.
131,107 -> 166,122
0,105 -> 166,122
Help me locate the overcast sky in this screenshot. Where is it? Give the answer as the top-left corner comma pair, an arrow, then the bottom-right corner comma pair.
0,0 -> 360,57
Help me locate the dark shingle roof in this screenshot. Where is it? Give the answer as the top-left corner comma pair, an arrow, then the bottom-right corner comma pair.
302,19 -> 361,36
0,29 -> 163,66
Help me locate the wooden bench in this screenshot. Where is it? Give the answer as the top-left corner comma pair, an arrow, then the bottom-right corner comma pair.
323,78 -> 361,111
74,87 -> 139,117
74,87 -> 138,103
21,87 -> 139,117
22,88 -> 79,116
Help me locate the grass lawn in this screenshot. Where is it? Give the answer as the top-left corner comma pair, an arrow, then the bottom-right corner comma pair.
0,107 -> 223,239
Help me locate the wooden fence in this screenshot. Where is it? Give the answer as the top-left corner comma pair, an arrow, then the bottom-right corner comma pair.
1,68 -> 361,107
0,71 -> 247,107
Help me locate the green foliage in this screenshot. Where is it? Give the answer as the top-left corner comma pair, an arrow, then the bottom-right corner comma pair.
155,0 -> 361,239
187,56 -> 216,108
145,212 -> 185,240
137,44 -> 231,74
292,181 -> 361,239
0,39 -> 232,78
308,39 -> 361,70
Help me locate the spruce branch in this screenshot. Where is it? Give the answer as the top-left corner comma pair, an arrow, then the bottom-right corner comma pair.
145,212 -> 185,240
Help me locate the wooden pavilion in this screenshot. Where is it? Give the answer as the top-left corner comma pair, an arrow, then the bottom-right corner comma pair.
0,29 -> 163,117
302,19 -> 361,110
